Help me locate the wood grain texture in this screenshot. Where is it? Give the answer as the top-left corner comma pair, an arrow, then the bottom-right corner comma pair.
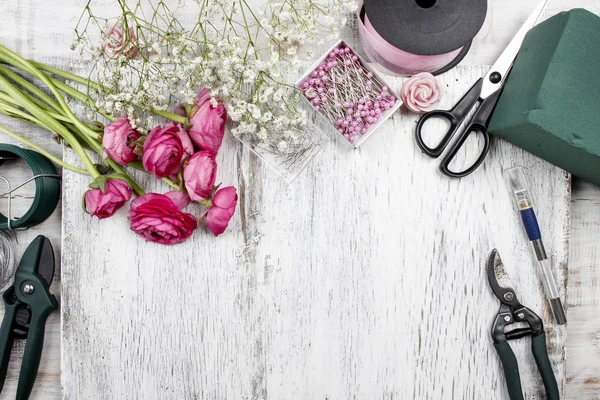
0,0 -> 597,399
60,67 -> 571,399
567,179 -> 600,400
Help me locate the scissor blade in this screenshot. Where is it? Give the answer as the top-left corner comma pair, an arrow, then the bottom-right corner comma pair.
480,0 -> 547,99
18,235 -> 55,287
487,249 -> 516,300
38,237 -> 55,286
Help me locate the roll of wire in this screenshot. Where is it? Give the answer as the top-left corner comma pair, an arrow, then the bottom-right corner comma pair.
358,0 -> 488,76
0,144 -> 61,293
0,231 -> 15,293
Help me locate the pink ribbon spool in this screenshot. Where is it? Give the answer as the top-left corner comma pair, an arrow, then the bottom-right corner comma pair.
356,0 -> 481,77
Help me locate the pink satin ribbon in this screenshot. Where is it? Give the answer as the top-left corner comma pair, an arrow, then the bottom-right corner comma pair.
358,9 -> 463,76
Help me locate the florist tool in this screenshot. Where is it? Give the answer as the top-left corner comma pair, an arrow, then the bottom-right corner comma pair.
487,249 -> 559,400
415,1 -> 547,178
505,167 -> 566,325
0,235 -> 58,399
297,41 -> 401,147
0,144 -> 60,231
359,0 -> 487,76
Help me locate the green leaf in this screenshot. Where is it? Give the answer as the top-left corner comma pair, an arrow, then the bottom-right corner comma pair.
88,175 -> 109,193
82,190 -> 90,214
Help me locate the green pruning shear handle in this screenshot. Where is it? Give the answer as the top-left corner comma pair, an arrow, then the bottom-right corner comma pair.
487,249 -> 560,400
0,236 -> 58,400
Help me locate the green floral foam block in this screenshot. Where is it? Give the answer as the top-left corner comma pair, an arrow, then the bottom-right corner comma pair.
489,8 -> 600,187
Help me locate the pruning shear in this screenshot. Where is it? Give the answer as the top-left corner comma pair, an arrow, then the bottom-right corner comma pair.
415,1 -> 547,178
487,249 -> 559,400
0,236 -> 58,399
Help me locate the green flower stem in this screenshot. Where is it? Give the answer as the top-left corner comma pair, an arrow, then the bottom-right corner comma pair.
46,110 -> 77,125
29,60 -> 104,92
0,73 -> 100,179
11,55 -> 188,125
0,89 -> 53,115
0,124 -> 90,175
128,161 -> 180,191
150,108 -> 188,125
31,59 -> 188,125
0,100 -> 52,129
45,75 -> 113,120
0,46 -> 100,141
107,160 -> 145,196
0,65 -> 63,114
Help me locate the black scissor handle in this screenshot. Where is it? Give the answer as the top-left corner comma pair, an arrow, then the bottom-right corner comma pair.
440,121 -> 491,178
439,88 -> 502,178
415,78 -> 484,158
415,110 -> 459,158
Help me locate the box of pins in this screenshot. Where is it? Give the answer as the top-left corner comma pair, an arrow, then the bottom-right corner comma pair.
296,40 -> 401,147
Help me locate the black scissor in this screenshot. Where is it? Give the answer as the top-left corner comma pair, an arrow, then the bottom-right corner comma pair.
415,1 -> 547,178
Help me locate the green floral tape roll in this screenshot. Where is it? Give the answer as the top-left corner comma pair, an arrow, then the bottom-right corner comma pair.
0,144 -> 60,230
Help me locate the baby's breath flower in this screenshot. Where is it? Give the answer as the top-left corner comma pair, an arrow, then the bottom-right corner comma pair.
74,0 -> 354,163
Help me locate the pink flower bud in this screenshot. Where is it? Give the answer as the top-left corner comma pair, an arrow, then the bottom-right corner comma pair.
206,186 -> 237,237
104,24 -> 138,58
129,191 -> 196,245
84,179 -> 132,220
188,89 -> 227,153
102,116 -> 141,166
142,122 -> 193,179
183,151 -> 217,202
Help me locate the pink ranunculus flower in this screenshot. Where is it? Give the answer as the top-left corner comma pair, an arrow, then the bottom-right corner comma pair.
188,88 -> 227,152
401,72 -> 444,114
142,122 -> 194,179
183,150 -> 217,202
206,186 -> 237,237
129,191 -> 197,245
102,116 -> 141,166
104,24 -> 138,58
84,179 -> 132,220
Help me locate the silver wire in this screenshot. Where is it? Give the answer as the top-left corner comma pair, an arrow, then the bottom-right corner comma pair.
0,174 -> 61,241
0,231 -> 15,293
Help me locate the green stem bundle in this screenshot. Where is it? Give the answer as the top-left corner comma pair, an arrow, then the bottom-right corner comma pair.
0,44 -> 192,199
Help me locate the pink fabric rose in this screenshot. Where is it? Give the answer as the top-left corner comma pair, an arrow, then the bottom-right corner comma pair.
129,191 -> 197,245
104,24 -> 138,58
206,186 -> 237,237
401,72 -> 444,114
183,150 -> 217,201
102,116 -> 141,166
188,89 -> 227,152
84,179 -> 132,220
142,122 -> 193,179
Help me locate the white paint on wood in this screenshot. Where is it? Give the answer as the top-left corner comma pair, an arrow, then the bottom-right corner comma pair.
0,0 -> 598,399
60,65 -> 570,399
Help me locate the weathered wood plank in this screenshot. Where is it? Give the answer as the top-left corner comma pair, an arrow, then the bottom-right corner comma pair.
60,64 -> 570,399
0,0 -> 598,398
566,179 -> 600,399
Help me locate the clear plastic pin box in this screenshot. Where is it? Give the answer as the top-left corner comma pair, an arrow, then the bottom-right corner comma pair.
295,39 -> 402,148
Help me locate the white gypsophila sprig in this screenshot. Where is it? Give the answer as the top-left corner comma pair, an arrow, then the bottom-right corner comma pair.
73,0 -> 355,164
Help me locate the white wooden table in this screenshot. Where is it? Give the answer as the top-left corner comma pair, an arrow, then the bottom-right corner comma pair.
0,0 -> 599,399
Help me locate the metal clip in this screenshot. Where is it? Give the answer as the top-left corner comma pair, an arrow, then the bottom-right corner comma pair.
0,174 -> 61,241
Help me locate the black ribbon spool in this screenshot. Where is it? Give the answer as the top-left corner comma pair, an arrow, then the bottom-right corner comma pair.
362,0 -> 487,74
